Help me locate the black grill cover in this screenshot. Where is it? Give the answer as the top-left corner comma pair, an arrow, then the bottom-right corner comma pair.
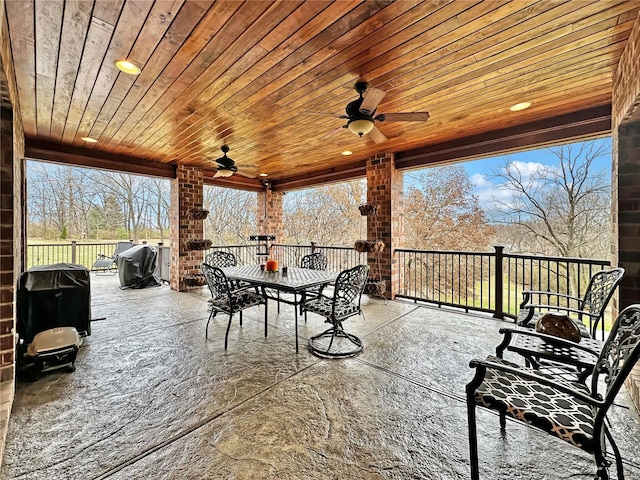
17,263 -> 91,346
117,245 -> 160,289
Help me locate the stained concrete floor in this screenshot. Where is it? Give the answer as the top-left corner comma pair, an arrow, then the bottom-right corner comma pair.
1,274 -> 640,480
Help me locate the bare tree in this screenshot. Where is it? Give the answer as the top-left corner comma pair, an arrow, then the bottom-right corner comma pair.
404,166 -> 495,250
203,186 -> 256,244
283,180 -> 367,245
489,141 -> 611,259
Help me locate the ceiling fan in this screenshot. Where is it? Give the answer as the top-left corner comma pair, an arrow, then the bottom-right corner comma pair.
212,145 -> 255,178
313,81 -> 430,144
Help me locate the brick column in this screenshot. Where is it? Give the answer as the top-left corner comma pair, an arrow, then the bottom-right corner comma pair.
366,152 -> 404,299
612,10 -> 640,413
169,165 -> 204,291
0,48 -> 24,460
257,187 -> 284,242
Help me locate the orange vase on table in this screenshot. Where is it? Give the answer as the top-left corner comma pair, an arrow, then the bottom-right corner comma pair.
265,259 -> 278,272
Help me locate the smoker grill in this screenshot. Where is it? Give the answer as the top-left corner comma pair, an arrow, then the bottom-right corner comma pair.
16,263 -> 91,370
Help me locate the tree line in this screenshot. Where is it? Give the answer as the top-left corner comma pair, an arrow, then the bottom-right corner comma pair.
27,140 -> 611,262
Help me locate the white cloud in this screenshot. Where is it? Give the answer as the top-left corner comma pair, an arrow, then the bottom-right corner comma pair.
505,160 -> 558,179
470,173 -> 491,188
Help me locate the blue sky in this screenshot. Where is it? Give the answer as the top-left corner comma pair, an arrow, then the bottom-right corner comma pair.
405,137 -> 612,209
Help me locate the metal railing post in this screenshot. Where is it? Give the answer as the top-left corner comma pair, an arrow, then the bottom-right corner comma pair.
311,241 -> 316,253
71,240 -> 77,264
493,245 -> 504,319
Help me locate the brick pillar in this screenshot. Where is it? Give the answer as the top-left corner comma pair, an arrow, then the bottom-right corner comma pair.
257,187 -> 284,242
0,49 -> 24,461
366,153 -> 404,299
612,10 -> 640,414
169,165 -> 204,291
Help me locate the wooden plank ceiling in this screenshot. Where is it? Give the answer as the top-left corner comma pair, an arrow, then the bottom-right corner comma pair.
5,1 -> 640,190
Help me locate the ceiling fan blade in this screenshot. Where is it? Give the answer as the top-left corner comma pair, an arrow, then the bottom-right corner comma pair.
368,125 -> 387,144
320,126 -> 345,141
303,112 -> 343,118
236,170 -> 256,179
380,112 -> 430,122
359,87 -> 386,114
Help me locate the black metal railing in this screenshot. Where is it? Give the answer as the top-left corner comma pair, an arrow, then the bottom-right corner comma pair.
269,243 -> 367,272
27,241 -> 612,321
27,241 -> 122,270
396,246 -> 611,318
205,244 -> 263,266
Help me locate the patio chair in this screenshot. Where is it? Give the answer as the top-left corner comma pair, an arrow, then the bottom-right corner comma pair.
201,262 -> 267,350
91,241 -> 134,275
204,251 -> 248,291
302,264 -> 369,359
265,252 -> 329,316
515,267 -> 624,337
466,304 -> 640,480
496,267 -> 624,382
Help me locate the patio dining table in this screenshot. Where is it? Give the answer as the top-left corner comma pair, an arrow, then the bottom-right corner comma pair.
222,265 -> 338,352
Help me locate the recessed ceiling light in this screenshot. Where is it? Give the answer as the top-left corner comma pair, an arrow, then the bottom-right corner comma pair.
341,150 -> 352,156
80,137 -> 98,143
259,173 -> 268,177
115,59 -> 141,75
510,102 -> 531,112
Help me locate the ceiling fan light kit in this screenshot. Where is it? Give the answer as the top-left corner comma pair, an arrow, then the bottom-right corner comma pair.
348,118 -> 375,136
312,81 -> 430,144
213,168 -> 234,178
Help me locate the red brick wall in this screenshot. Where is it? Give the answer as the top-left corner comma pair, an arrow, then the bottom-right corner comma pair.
169,165 -> 204,291
612,10 -> 640,415
366,153 -> 404,298
0,6 -> 25,461
257,188 -> 283,243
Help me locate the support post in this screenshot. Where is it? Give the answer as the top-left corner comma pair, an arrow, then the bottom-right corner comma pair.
493,245 -> 504,319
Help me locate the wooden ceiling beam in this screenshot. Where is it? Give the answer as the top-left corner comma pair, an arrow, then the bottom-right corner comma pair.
394,105 -> 611,170
25,138 -> 176,178
272,160 -> 366,192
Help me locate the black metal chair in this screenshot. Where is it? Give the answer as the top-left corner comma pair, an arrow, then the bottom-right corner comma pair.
204,251 -> 249,291
201,262 -> 267,350
496,267 -> 624,382
302,264 -> 369,359
515,267 -> 624,337
467,304 -> 640,480
92,241 -> 134,275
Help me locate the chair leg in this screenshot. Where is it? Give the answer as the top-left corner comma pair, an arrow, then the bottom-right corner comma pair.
294,306 -> 299,353
264,300 -> 268,338
467,398 -> 480,480
499,411 -> 506,430
205,310 -> 217,339
224,314 -> 233,350
239,310 -> 243,326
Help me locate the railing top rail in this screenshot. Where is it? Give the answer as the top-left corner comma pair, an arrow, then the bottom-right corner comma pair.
395,248 -> 494,256
209,244 -> 262,248
271,243 -> 356,252
502,252 -> 611,265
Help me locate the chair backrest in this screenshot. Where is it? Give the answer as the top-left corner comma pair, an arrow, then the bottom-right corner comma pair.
201,263 -> 231,301
334,264 -> 369,305
579,267 -> 624,333
300,252 -> 328,271
592,304 -> 640,421
204,251 -> 237,269
113,241 -> 134,257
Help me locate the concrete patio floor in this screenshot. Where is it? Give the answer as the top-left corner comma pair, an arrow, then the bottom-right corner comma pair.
2,274 -> 640,480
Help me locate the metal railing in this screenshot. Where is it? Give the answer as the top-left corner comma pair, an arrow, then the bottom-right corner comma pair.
27,241 -> 612,321
27,241 -> 122,270
269,243 -> 367,272
396,246 -> 611,318
205,244 -> 263,266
